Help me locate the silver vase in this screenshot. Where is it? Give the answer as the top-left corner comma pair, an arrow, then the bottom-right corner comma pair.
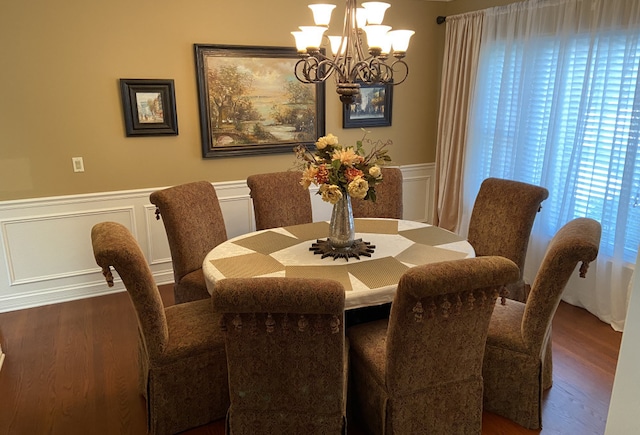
329,191 -> 355,249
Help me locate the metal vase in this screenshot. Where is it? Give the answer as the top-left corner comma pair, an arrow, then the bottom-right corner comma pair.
329,191 -> 355,249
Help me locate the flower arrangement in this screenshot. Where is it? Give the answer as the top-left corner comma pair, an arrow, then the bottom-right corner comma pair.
294,133 -> 392,204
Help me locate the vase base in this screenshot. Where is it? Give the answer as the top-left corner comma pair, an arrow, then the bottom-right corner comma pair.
310,238 -> 376,261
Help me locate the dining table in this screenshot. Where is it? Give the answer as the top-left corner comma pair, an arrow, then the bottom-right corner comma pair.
203,218 -> 475,310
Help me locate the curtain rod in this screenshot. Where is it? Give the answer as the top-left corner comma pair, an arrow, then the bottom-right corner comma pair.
436,16 -> 446,25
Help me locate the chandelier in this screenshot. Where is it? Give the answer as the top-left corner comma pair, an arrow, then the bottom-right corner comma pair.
291,1 -> 414,105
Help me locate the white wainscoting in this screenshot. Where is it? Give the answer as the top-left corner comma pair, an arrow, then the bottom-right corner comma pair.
0,164 -> 434,313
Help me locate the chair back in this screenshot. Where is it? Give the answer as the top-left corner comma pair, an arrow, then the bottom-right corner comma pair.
385,256 -> 519,396
247,171 -> 313,230
522,217 -> 601,351
91,221 -> 168,359
150,181 -> 228,285
212,277 -> 346,434
351,167 -> 403,219
468,177 -> 549,276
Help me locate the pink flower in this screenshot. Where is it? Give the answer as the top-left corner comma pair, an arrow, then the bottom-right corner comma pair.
345,167 -> 364,182
315,164 -> 329,185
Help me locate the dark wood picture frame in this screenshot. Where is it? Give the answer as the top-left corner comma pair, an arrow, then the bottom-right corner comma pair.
119,79 -> 178,136
194,44 -> 325,158
343,82 -> 393,128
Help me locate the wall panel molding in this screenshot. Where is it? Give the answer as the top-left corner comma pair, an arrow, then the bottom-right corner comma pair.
0,165 -> 434,312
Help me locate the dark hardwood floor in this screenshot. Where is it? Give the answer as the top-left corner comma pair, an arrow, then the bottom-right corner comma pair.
0,284 -> 622,434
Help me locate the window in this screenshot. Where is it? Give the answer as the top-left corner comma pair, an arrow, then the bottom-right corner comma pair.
467,29 -> 640,262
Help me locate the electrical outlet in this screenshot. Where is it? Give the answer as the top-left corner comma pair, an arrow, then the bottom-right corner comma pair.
72,157 -> 84,173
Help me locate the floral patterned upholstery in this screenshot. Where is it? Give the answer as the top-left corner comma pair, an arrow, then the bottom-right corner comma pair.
150,181 -> 228,304
91,221 -> 229,435
212,277 -> 347,435
467,177 -> 553,389
351,167 -> 403,219
467,177 -> 549,302
246,171 -> 313,230
482,218 -> 601,429
347,256 -> 519,435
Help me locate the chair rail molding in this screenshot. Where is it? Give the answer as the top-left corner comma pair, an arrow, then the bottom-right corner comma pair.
0,164 -> 434,312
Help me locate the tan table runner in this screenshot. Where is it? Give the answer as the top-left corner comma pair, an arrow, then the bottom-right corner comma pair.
346,256 -> 409,289
232,231 -> 300,255
395,243 -> 468,265
354,219 -> 399,234
282,222 -> 331,241
399,226 -> 465,246
285,264 -> 352,291
209,252 -> 284,278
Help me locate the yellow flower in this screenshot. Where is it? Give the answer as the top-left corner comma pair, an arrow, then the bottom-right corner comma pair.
332,147 -> 362,167
319,184 -> 343,204
348,177 -> 369,200
369,165 -> 382,179
316,133 -> 339,150
300,166 -> 318,189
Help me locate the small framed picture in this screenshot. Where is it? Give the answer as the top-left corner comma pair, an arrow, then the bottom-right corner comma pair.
343,82 -> 393,128
119,79 -> 178,136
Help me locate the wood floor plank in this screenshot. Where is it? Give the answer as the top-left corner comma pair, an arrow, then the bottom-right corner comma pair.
0,286 -> 622,435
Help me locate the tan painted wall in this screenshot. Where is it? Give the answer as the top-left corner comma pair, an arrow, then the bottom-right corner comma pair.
0,0 -> 518,201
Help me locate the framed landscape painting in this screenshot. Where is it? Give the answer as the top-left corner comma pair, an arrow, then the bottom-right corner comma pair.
194,44 -> 325,158
343,82 -> 392,128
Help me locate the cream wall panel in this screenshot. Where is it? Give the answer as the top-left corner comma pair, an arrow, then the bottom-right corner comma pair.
144,204 -> 171,265
214,181 -> 255,237
0,165 -> 433,312
401,163 -> 435,223
2,207 -> 135,285
311,187 -> 334,222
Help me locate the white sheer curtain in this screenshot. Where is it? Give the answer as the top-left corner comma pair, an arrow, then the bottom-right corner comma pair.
461,0 -> 640,331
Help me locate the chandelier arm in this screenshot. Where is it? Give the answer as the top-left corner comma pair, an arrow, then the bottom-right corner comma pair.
350,62 -> 371,83
366,58 -> 386,83
316,56 -> 349,83
338,0 -> 360,83
294,58 -> 317,84
295,56 -> 347,84
349,58 -> 394,84
389,59 -> 409,86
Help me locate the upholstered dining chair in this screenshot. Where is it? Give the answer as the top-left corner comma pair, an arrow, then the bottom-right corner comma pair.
467,177 -> 549,303
150,181 -> 228,304
212,277 -> 347,435
347,256 -> 519,435
482,217 -> 601,430
468,178 -> 551,390
91,221 -> 229,435
351,167 -> 403,219
246,171 -> 313,231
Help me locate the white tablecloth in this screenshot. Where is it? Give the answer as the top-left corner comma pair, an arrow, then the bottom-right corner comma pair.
203,219 -> 475,310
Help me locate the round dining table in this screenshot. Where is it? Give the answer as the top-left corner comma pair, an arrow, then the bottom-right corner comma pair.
203,218 -> 475,310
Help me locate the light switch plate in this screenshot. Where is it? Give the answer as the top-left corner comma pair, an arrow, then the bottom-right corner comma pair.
72,157 -> 84,172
